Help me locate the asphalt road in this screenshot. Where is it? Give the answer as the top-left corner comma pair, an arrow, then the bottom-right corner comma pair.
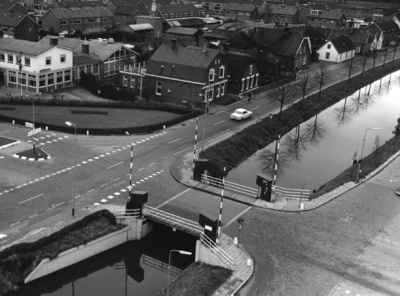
0,48 -> 400,295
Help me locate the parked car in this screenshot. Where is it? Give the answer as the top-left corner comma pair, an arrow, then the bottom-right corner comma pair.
230,108 -> 252,120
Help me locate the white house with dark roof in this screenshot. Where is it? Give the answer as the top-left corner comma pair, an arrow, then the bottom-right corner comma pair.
0,33 -> 74,93
37,35 -> 138,84
317,35 -> 356,63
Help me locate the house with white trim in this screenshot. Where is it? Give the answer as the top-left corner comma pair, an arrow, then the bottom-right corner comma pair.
144,41 -> 228,108
0,33 -> 74,92
317,35 -> 356,63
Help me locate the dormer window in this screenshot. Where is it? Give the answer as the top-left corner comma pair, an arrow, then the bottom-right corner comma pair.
311,10 -> 320,15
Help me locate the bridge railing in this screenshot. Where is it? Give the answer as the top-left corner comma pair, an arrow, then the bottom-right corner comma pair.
114,209 -> 141,223
143,205 -> 204,236
274,185 -> 311,199
200,233 -> 233,269
201,174 -> 258,198
141,255 -> 182,277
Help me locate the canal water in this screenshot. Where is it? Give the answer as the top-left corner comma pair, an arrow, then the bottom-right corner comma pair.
9,224 -> 197,296
227,70 -> 400,192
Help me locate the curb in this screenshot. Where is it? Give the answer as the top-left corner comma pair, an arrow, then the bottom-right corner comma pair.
0,140 -> 20,150
12,154 -> 52,161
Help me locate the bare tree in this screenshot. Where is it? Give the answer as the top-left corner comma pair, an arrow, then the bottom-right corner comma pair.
295,71 -> 314,109
268,80 -> 294,120
359,51 -> 373,76
258,146 -> 292,178
313,64 -> 329,101
342,55 -> 358,83
303,114 -> 325,145
334,97 -> 353,126
282,125 -> 308,162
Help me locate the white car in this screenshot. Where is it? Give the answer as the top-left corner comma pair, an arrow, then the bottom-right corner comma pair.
230,108 -> 252,120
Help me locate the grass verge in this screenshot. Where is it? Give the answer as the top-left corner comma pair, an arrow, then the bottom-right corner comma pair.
0,210 -> 125,295
157,262 -> 233,296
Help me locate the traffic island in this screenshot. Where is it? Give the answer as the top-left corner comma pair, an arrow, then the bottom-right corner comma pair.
0,136 -> 19,150
13,147 -> 51,161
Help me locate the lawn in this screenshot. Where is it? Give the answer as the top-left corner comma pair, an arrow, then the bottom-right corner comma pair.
0,137 -> 18,147
0,105 -> 181,129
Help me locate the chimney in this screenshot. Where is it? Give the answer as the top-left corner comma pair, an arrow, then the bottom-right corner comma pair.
82,43 -> 89,54
59,32 -> 65,39
202,41 -> 208,53
171,38 -> 177,48
49,36 -> 58,46
151,0 -> 156,17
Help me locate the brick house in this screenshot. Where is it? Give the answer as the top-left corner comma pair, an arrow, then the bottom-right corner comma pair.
0,12 -> 40,42
223,3 -> 258,21
222,31 -> 258,59
263,6 -> 300,25
302,8 -> 346,29
113,5 -> 148,27
41,5 -> 115,34
145,42 -> 228,108
223,52 -> 259,96
362,21 -> 400,47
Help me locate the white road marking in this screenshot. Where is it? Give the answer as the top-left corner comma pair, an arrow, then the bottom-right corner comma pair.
214,120 -> 225,125
168,138 -> 181,144
100,183 -> 108,187
88,189 -> 95,193
139,168 -> 144,170
114,178 -> 121,182
250,106 -> 260,110
0,234 -> 7,239
156,188 -> 191,209
101,199 -> 108,203
19,193 -> 44,204
10,222 -> 20,226
107,161 -> 123,170
222,206 -> 253,230
29,214 -> 37,219
149,163 -> 155,166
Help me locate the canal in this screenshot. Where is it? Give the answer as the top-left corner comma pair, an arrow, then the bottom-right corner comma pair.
9,224 -> 197,296
227,70 -> 400,191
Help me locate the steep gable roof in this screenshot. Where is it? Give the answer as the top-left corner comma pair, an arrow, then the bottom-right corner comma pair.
224,31 -> 258,48
266,30 -> 309,56
329,29 -> 371,46
252,27 -> 285,48
0,37 -> 73,56
374,20 -> 400,33
0,12 -> 29,27
330,35 -> 356,54
146,44 -> 220,83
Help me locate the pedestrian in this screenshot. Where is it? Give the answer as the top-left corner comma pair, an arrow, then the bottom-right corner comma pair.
247,93 -> 251,103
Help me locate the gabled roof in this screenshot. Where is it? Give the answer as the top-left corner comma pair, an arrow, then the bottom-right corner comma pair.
8,2 -> 28,12
48,6 -> 114,19
267,6 -> 299,16
330,35 -> 356,54
224,3 -> 257,12
167,27 -> 202,36
224,31 -> 258,48
38,36 -> 137,61
266,30 -> 309,56
374,20 -> 400,33
0,12 -> 29,27
252,27 -> 285,48
223,52 -> 256,83
329,29 -> 372,46
146,44 -> 220,83
203,29 -> 238,40
0,37 -> 72,56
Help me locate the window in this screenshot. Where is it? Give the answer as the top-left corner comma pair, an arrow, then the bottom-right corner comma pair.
28,74 -> 36,86
39,75 -> 46,87
83,19 -> 88,23
131,78 -> 135,88
327,44 -> 331,49
123,75 -> 128,87
48,73 -> 54,85
255,74 -> 259,87
216,84 -> 220,97
281,16 -> 286,19
156,81 -> 162,95
221,82 -> 225,96
8,54 -> 13,64
18,73 -> 26,85
89,18 -> 95,23
309,18 -> 314,22
241,78 -> 245,91
24,57 -> 30,66
209,68 -> 215,81
9,71 -> 16,83
288,16 -> 293,20
60,54 -> 66,63
246,77 -> 250,89
10,28 -> 14,33
302,56 -> 306,65
273,15 -> 277,18
102,17 -> 108,22
250,75 -> 254,88
75,19 -> 82,24
46,57 -> 51,65
325,52 -> 330,59
57,71 -> 63,83
69,19 -> 74,24
61,20 -> 68,25
317,19 -> 321,22
0,53 -> 4,62
250,65 -> 253,75
311,10 -> 319,15
2,27 -> 8,33
93,64 -> 99,75
219,66 -> 225,78
65,70 -> 71,82
322,19 -> 326,23
96,18 -> 101,23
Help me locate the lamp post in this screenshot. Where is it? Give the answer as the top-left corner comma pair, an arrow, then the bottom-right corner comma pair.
65,121 -> 77,216
237,217 -> 244,248
26,92 -> 41,154
200,90 -> 209,153
168,250 -> 192,296
356,127 -> 380,183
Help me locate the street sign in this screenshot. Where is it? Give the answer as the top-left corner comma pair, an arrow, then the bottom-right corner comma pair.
25,122 -> 33,128
28,127 -> 41,137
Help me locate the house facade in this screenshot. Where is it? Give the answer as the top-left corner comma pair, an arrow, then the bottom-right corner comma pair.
0,34 -> 74,92
304,8 -> 346,29
145,42 -> 228,108
114,5 -> 148,27
41,5 -> 114,34
223,3 -> 258,21
363,21 -> 400,47
263,6 -> 300,25
317,35 -> 356,63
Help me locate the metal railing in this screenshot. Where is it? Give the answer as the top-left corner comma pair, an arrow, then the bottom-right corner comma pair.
274,185 -> 311,199
142,255 -> 182,277
143,205 -> 204,237
201,174 -> 258,198
200,233 -> 233,269
114,209 -> 141,223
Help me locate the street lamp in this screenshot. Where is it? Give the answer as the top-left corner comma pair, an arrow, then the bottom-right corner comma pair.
26,92 -> 41,154
356,127 -> 380,183
237,217 -> 244,248
200,91 -> 209,153
65,121 -> 77,216
167,250 -> 192,296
